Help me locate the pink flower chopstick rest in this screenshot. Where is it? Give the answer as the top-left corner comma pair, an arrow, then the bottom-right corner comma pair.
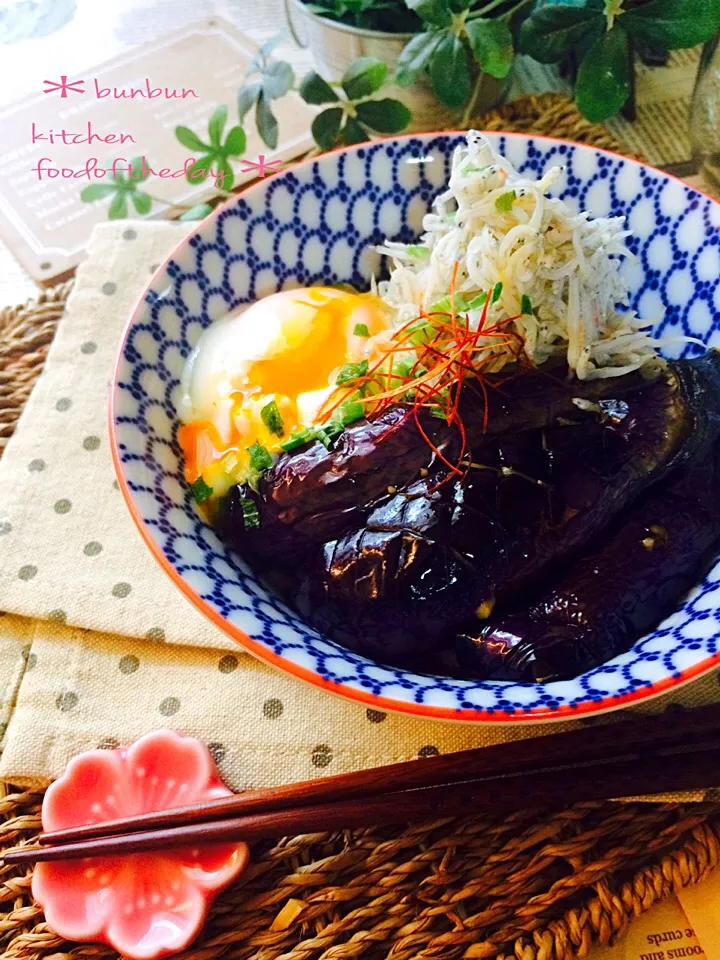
32,730 -> 249,960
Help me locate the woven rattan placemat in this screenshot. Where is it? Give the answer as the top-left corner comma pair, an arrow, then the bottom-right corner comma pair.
1,94 -> 719,960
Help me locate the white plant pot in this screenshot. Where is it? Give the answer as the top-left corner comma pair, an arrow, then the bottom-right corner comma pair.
285,0 -> 509,133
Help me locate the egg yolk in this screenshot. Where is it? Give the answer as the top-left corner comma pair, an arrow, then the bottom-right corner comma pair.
178,286 -> 393,497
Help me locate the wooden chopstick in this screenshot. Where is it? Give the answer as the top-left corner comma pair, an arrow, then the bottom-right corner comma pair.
6,735 -> 720,865
35,701 -> 720,848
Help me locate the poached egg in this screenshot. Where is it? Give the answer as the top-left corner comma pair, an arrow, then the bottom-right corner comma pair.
178,286 -> 393,498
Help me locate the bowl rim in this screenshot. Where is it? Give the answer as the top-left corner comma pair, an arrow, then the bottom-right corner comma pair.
109,129 -> 720,723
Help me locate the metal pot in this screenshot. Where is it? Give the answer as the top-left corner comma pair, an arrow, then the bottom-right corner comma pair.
284,0 -> 508,132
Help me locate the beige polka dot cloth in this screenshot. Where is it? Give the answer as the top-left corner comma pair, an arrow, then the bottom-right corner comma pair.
0,221 -> 718,796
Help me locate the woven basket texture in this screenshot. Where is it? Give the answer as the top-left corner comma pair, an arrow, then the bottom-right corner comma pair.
0,94 -> 718,960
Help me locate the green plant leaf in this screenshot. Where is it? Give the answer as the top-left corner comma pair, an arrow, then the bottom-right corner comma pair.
207,105 -> 228,147
175,125 -> 208,151
131,191 -> 152,214
108,192 -> 128,219
179,203 -> 214,221
224,126 -> 247,156
620,0 -> 720,49
306,0 -> 420,29
576,25 -> 630,122
248,51 -> 263,75
260,30 -> 287,56
80,183 -> 116,202
518,4 -> 603,63
465,18 -> 514,79
429,32 -> 470,108
342,117 -> 370,144
355,98 -> 412,133
263,60 -> 294,99
312,107 -> 343,151
341,56 -> 387,99
256,91 -> 279,149
238,82 -> 261,121
299,71 -> 340,104
406,0 -> 451,27
186,154 -> 218,185
395,30 -> 445,87
448,0 -> 468,10
129,156 -> 150,182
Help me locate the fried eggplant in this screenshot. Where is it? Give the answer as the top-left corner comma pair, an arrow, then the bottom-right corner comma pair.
217,351 -> 720,677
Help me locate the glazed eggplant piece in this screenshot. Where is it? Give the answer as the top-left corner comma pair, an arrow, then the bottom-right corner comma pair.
262,354 -> 719,666
220,350 -> 720,676
218,363 -> 658,565
292,372 -> 692,664
456,440 -> 720,683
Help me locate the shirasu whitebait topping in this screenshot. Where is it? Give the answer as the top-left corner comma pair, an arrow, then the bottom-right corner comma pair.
376,131 -> 684,380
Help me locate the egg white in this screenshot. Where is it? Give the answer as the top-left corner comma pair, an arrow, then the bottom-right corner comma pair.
178,286 -> 393,496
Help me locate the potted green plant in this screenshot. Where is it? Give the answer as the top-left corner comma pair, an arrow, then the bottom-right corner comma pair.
83,1 -> 720,225
284,0 -> 519,130
519,0 -> 720,122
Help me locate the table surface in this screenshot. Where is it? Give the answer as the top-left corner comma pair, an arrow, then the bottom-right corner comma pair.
0,0 -> 710,307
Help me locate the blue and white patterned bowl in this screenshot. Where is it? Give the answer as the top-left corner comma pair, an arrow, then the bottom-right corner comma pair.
111,132 -> 720,723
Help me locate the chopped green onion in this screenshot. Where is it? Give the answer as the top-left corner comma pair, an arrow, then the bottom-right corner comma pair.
430,407 -> 447,420
280,429 -> 313,452
247,441 -> 273,473
190,476 -> 213,504
246,467 -> 262,494
336,359 -> 369,386
325,422 -> 344,439
467,292 -> 488,310
222,452 -> 239,475
430,293 -> 468,314
240,497 -> 260,530
406,318 -> 436,347
491,281 -> 503,304
495,191 -> 515,213
362,379 -> 382,397
406,244 -> 429,258
393,356 -> 416,378
261,400 -> 285,437
314,427 -> 333,449
521,294 -> 533,315
353,323 -> 370,337
335,399 -> 365,426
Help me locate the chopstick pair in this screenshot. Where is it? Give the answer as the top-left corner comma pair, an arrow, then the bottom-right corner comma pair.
6,702 -> 720,865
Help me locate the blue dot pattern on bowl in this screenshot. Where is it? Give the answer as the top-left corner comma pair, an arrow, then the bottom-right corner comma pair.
113,133 -> 720,720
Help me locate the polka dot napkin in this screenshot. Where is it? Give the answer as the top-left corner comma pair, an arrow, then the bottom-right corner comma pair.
0,222 -> 717,795
0,223 -> 231,648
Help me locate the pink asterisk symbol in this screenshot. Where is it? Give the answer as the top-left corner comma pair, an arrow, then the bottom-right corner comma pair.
239,155 -> 285,178
43,76 -> 85,98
